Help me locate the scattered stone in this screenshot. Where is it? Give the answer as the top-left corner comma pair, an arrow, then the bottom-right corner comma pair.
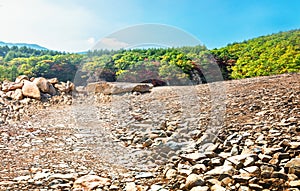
0,73 -> 299,190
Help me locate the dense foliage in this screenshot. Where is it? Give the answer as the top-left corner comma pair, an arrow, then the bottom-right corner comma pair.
81,46 -> 212,85
0,46 -> 82,82
211,29 -> 300,79
0,29 -> 299,84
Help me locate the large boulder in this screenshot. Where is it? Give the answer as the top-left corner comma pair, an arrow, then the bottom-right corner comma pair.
22,80 -> 41,100
86,82 -> 105,93
33,77 -> 50,93
15,75 -> 29,83
86,82 -> 152,95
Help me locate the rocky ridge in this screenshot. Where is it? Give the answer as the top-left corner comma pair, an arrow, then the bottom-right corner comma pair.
0,73 -> 299,190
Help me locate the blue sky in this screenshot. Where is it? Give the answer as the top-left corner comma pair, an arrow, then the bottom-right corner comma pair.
0,0 -> 299,52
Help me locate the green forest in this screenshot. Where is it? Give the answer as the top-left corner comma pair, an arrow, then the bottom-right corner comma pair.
0,29 -> 299,85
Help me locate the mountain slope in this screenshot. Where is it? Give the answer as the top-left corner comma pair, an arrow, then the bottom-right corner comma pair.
212,29 -> 300,79
0,41 -> 48,50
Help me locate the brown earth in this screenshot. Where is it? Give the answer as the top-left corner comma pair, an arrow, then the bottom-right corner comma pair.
0,73 -> 299,190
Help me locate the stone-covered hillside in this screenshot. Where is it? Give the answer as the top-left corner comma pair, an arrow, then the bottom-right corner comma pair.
0,73 -> 299,190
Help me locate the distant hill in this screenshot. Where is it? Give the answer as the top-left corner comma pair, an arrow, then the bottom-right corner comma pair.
0,41 -> 48,50
211,29 -> 300,79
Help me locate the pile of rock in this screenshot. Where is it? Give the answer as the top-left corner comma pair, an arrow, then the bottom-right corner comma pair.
0,75 -> 75,101
0,75 -> 76,125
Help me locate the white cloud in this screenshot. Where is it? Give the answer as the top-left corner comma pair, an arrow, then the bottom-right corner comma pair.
0,0 -> 98,52
87,37 -> 95,45
93,37 -> 129,50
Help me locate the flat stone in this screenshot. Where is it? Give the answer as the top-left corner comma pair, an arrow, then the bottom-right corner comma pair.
225,154 -> 257,167
289,180 -> 300,187
180,152 -> 206,161
135,172 -> 154,179
239,166 -> 260,175
86,82 -> 152,95
289,142 -> 300,149
205,165 -> 235,176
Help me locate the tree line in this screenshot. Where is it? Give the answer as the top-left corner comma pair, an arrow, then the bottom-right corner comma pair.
0,29 -> 299,84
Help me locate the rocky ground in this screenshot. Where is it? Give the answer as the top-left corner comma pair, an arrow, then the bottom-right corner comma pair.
0,73 -> 299,190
